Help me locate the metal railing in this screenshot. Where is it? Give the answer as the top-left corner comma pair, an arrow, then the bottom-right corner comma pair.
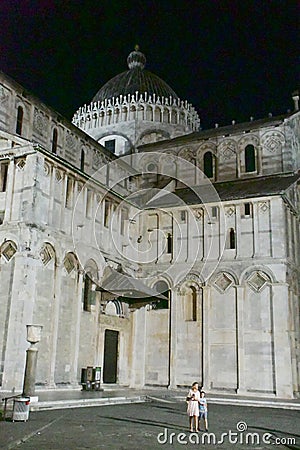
1,394 -> 22,420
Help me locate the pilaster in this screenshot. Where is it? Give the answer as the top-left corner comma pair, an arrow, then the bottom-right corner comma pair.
3,158 -> 15,223
272,283 -> 294,398
48,259 -> 63,388
70,270 -> 83,385
202,285 -> 210,390
168,288 -> 178,388
47,163 -> 55,226
236,286 -> 246,394
2,252 -> 38,391
129,307 -> 147,388
252,202 -> 259,257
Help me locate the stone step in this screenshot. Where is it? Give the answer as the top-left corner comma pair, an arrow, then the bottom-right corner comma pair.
30,395 -> 147,411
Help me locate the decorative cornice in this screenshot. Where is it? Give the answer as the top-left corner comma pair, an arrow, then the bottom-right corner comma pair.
72,92 -> 200,133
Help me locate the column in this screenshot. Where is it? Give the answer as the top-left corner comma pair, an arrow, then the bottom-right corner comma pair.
23,345 -> 39,396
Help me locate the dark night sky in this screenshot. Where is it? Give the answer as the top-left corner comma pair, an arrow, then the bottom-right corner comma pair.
0,0 -> 298,129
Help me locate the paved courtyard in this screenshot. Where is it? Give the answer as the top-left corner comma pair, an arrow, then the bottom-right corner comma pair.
1,400 -> 299,449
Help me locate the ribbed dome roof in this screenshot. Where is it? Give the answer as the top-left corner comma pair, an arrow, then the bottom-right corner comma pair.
92,47 -> 179,103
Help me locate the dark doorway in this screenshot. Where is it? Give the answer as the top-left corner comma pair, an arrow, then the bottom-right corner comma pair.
103,330 -> 119,383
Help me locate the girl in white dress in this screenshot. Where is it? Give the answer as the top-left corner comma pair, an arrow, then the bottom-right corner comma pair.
186,382 -> 200,432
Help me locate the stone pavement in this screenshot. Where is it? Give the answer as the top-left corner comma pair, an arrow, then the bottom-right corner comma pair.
1,396 -> 300,450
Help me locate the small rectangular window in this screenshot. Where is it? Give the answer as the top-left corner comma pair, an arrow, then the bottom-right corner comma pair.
211,206 -> 218,218
180,210 -> 187,222
244,202 -> 251,216
16,106 -> 23,135
0,162 -> 9,192
104,139 -> 116,153
167,233 -> 173,254
80,149 -> 85,170
52,128 -> 58,154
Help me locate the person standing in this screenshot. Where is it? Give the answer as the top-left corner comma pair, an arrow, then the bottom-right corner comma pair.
186,382 -> 200,432
198,391 -> 208,431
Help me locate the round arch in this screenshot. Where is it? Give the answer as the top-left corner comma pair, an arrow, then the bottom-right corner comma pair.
240,266 -> 276,285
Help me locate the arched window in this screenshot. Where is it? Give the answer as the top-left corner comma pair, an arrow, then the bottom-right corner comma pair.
63,252 -> 78,274
83,274 -> 93,312
226,228 -> 236,249
107,110 -> 112,125
115,108 -> 120,123
203,151 -> 214,178
245,145 -> 256,172
16,106 -> 23,135
122,107 -> 128,121
191,287 -> 197,321
154,107 -> 161,121
100,111 -> 105,126
185,286 -> 197,321
52,128 -> 58,154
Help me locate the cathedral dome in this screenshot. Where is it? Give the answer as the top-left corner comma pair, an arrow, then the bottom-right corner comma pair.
72,46 -> 200,150
92,47 -> 179,103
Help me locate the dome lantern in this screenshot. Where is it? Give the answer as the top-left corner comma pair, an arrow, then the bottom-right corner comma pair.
127,45 -> 146,70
